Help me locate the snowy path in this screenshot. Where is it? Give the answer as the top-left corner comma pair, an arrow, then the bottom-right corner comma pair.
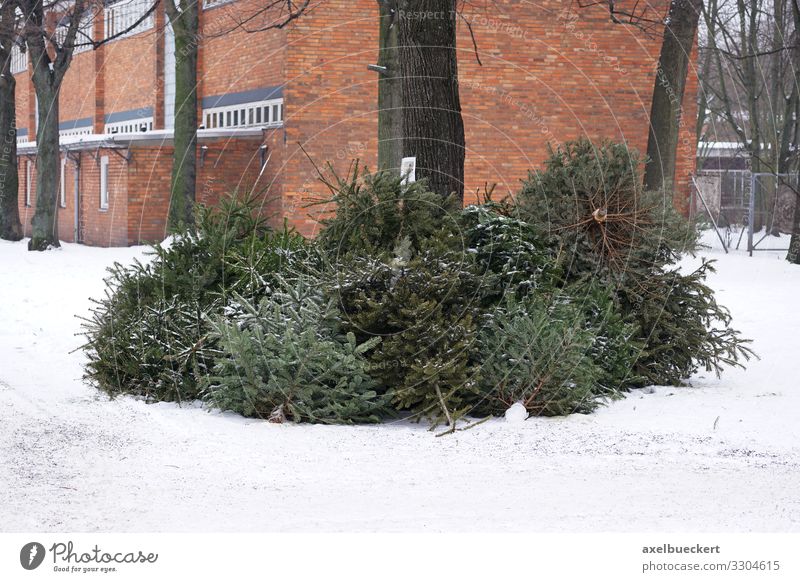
1,236 -> 798,532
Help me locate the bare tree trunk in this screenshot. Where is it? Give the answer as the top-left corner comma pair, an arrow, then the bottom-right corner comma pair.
787,0 -> 800,263
376,0 -> 403,172
166,0 -> 199,230
0,6 -> 22,241
644,0 -> 702,194
19,0 -> 85,250
28,81 -> 61,250
397,0 -> 465,204
788,200 -> 800,262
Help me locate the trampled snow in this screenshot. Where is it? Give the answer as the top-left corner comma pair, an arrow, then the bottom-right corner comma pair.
0,231 -> 798,532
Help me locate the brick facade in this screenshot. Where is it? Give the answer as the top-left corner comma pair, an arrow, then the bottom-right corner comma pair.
281,0 -> 698,235
13,0 -> 697,246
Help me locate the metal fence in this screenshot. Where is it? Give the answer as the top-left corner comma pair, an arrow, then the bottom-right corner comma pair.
692,170 -> 798,255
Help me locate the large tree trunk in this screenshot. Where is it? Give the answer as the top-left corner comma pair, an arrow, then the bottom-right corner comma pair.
397,0 -> 465,204
0,7 -> 22,241
788,197 -> 800,263
167,1 -> 199,230
18,0 -> 84,250
0,73 -> 22,241
643,0 -> 702,194
28,77 -> 62,250
376,0 -> 403,172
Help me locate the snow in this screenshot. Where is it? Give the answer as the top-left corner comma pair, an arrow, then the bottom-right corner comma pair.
1,232 -> 799,532
504,402 -> 528,423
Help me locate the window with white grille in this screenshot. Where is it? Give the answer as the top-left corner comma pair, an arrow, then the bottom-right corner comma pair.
59,127 -> 92,138
60,157 -> 67,208
100,156 -> 109,209
10,44 -> 26,74
203,0 -> 236,8
104,0 -> 154,40
202,98 -> 283,130
54,12 -> 94,54
104,118 -> 153,134
25,161 -> 32,207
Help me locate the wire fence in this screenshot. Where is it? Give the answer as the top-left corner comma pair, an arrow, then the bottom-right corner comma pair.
692,170 -> 798,255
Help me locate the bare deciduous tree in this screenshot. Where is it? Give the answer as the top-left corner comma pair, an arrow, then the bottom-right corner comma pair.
16,0 -> 87,250
701,0 -> 800,232
0,1 -> 22,241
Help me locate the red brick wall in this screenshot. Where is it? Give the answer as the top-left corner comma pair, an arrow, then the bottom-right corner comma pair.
201,0 -> 287,98
281,0 -> 698,236
283,2 -> 377,236
13,68 -> 32,140
103,31 -> 157,118
259,127 -> 285,227
60,52 -> 96,126
17,136 -> 275,247
78,151 -> 130,246
126,135 -> 278,245
14,152 -> 122,245
675,42 -> 700,215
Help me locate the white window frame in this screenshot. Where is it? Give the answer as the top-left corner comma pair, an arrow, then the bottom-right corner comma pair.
54,12 -> 94,54
60,157 -> 67,208
99,156 -> 109,210
10,44 -> 26,74
104,0 -> 155,41
25,161 -> 32,207
203,0 -> 237,8
202,98 -> 283,130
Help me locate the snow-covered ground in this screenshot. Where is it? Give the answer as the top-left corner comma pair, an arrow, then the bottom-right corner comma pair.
1,231 -> 798,532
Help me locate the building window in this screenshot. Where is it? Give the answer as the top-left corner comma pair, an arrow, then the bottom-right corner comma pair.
104,0 -> 154,40
10,44 -> 26,74
100,156 -> 109,209
60,157 -> 67,208
55,12 -> 94,54
202,98 -> 284,130
25,161 -> 32,207
203,0 -> 237,9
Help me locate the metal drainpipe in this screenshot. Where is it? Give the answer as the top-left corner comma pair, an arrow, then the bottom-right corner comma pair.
73,152 -> 81,243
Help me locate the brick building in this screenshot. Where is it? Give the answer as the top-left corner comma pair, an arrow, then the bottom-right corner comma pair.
13,0 -> 697,246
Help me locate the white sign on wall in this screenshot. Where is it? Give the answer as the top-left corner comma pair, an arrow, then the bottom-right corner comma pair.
400,156 -> 416,186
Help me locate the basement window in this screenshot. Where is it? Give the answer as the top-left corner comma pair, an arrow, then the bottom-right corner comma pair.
60,157 -> 67,208
25,161 -> 32,207
100,156 -> 109,210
